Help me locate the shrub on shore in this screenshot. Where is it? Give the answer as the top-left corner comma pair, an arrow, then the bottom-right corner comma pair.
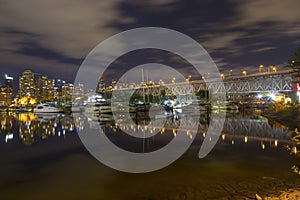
267,102 -> 300,125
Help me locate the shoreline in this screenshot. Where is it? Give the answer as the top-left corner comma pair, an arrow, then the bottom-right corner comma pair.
260,107 -> 300,199
262,110 -> 300,130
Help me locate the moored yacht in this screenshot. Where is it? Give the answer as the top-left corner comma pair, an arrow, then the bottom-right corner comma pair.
33,103 -> 61,113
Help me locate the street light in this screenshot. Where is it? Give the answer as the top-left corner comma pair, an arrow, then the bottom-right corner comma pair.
242,70 -> 247,76
159,79 -> 165,86
220,73 -> 224,79
229,69 -> 233,76
186,75 -> 192,82
268,65 -> 274,73
172,77 -> 176,84
259,65 -> 263,73
272,66 -> 277,72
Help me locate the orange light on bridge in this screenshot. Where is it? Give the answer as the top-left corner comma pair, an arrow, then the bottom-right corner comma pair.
186,75 -> 192,82
259,64 -> 263,73
172,77 -> 176,84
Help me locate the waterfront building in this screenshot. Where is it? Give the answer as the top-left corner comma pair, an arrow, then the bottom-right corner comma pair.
0,75 -> 13,106
0,84 -> 13,107
62,83 -> 74,102
36,76 -> 55,101
18,70 -> 36,98
5,74 -> 13,88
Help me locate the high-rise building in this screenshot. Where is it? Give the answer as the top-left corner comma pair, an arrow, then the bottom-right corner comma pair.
0,85 -> 13,107
73,83 -> 84,98
18,70 -> 36,98
62,83 -> 74,102
0,75 -> 13,106
5,74 -> 13,88
36,76 -> 55,101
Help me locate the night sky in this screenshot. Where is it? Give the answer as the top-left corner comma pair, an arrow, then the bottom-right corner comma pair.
1,0 -> 300,90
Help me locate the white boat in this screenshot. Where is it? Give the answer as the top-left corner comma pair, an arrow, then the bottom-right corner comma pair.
34,104 -> 60,113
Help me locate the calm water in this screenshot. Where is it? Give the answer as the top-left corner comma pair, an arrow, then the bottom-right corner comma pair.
0,111 -> 299,199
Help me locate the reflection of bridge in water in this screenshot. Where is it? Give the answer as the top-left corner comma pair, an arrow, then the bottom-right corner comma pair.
86,112 -> 292,144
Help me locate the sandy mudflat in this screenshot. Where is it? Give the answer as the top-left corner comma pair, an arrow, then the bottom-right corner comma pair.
257,188 -> 300,200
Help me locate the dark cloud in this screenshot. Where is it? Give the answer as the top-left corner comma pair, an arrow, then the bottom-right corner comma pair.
4,29 -> 40,37
15,39 -> 82,65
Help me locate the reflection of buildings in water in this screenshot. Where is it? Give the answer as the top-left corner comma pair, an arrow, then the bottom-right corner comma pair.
0,113 -> 76,146
19,113 -> 75,145
0,113 -> 13,131
72,115 -> 85,131
0,112 -> 15,142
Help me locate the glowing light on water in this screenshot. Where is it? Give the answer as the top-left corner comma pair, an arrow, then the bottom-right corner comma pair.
293,146 -> 297,154
222,134 -> 226,140
172,129 -> 177,137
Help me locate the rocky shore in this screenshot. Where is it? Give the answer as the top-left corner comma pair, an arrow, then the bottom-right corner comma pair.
258,103 -> 300,199
256,188 -> 300,200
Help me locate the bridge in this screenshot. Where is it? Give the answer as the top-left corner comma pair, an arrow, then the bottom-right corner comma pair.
114,70 -> 294,101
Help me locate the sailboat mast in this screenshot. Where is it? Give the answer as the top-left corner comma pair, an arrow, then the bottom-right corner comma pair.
142,69 -> 145,102
146,70 -> 149,103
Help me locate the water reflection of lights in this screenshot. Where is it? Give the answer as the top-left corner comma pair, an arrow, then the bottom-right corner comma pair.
5,133 -> 13,143
244,136 -> 248,143
261,142 -> 266,150
18,113 -> 37,122
105,119 -> 292,151
3,111 -> 294,150
186,130 -> 192,139
274,140 -> 278,147
1,113 -> 76,146
222,134 -> 226,140
292,146 -> 297,154
219,131 -> 286,151
172,129 -> 177,137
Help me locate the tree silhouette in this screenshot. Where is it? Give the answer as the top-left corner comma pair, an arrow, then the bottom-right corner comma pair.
289,47 -> 300,77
